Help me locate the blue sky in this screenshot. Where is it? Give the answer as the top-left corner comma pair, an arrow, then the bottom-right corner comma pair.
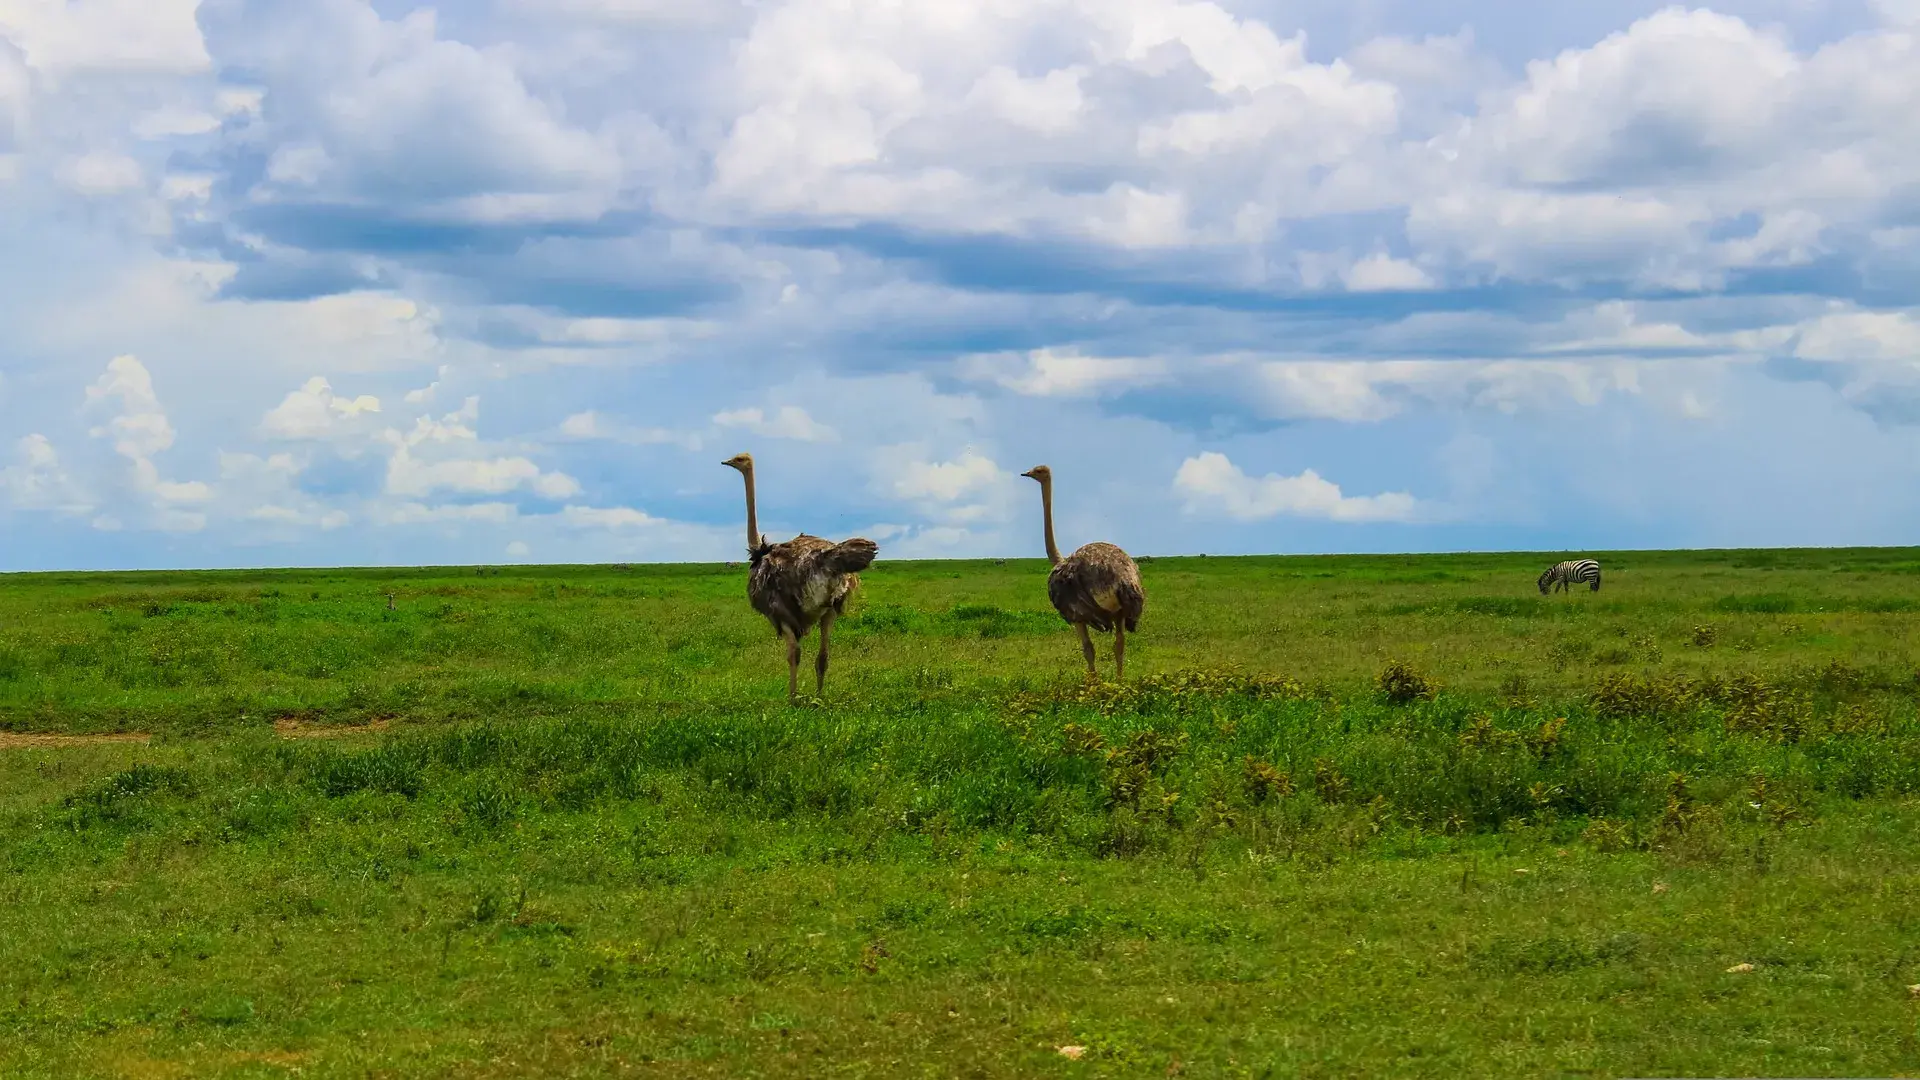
2,0 -> 1919,570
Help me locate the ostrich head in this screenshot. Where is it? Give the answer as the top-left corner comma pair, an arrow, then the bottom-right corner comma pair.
722,452 -> 754,472
1020,465 -> 1051,483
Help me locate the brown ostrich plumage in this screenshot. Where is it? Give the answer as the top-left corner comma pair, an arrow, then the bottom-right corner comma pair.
724,453 -> 878,699
1020,465 -> 1145,679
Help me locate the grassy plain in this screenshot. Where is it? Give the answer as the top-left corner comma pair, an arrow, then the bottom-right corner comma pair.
3,548 -> 1920,1077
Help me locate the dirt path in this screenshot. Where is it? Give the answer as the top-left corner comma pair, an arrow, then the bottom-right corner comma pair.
271,717 -> 392,739
0,732 -> 153,749
1,718 -> 393,749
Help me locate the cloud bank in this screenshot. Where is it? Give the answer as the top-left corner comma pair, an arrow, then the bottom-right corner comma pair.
3,1 -> 1919,568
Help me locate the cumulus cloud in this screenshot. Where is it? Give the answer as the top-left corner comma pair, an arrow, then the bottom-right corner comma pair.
712,405 -> 837,443
85,355 -> 175,460
385,448 -> 581,500
1749,306 -> 1920,423
555,410 -> 700,449
707,0 -> 1402,242
1411,8 -> 1920,288
378,396 -> 581,500
246,504 -> 349,530
79,355 -> 214,526
560,504 -> 660,529
1249,357 -> 1654,422
205,0 -> 622,225
0,0 -> 210,75
64,153 -> 142,195
1174,452 -> 1420,523
380,502 -> 519,526
958,347 -> 1169,398
261,377 -> 382,440
1342,254 -> 1434,292
883,449 -> 1004,504
0,433 -> 88,513
7,0 -> 1920,567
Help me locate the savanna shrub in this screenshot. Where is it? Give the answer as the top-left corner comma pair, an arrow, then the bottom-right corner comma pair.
1378,662 -> 1434,705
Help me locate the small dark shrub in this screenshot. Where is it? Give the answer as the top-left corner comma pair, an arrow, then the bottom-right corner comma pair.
1242,757 -> 1294,804
1723,674 -> 1808,743
1313,759 -> 1351,804
1378,662 -> 1433,705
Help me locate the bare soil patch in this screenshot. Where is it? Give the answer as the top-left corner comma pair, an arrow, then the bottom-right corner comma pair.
272,716 -> 392,739
0,732 -> 152,749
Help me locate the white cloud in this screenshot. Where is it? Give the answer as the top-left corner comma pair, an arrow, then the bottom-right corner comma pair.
76,355 -> 221,528
152,478 -> 211,504
382,502 -> 519,525
712,404 -> 837,443
154,508 -> 206,533
560,504 -> 660,529
7,0 -> 1920,569
0,433 -> 88,513
501,0 -> 748,28
707,0 -> 1403,243
261,377 -> 382,440
1343,254 -> 1434,292
1790,309 -> 1920,363
386,448 -> 580,499
265,294 -> 440,374
1411,8 -> 1920,287
560,410 -> 698,448
133,106 -> 219,140
505,539 -> 531,557
1244,355 -> 1666,423
965,65 -> 1087,135
65,153 -> 142,195
558,411 -> 602,438
882,448 -> 1005,503
0,0 -> 210,75
1174,452 -> 1419,523
404,366 -> 449,404
958,347 -> 1168,398
85,354 -> 174,458
222,2 -> 622,224
378,396 -> 581,500
246,504 -> 349,530
1875,0 -> 1920,25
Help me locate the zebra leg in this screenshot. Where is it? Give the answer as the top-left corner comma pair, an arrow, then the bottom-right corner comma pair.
783,629 -> 802,699
1076,623 -> 1098,677
815,611 -> 836,697
1113,624 -> 1126,681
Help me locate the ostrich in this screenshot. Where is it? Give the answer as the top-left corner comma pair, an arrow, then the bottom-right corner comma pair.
1020,465 -> 1145,680
723,453 -> 879,699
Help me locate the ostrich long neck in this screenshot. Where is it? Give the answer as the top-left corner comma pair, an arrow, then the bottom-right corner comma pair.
1038,476 -> 1063,566
739,465 -> 760,550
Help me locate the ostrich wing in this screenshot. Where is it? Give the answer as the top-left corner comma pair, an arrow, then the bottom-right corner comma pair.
820,537 -> 877,575
1047,543 -> 1143,633
747,534 -> 879,634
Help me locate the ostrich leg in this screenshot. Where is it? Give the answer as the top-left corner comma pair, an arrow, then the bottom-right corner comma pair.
815,611 -> 836,696
783,630 -> 802,699
1076,623 -> 1097,677
1113,624 -> 1126,681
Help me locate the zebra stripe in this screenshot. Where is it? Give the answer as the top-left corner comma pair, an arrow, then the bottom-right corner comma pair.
1538,559 -> 1601,594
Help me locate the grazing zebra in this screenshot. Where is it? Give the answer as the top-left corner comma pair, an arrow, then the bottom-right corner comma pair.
1539,559 -> 1601,594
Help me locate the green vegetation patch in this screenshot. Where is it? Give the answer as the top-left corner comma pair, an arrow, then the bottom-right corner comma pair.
5,550 -> 1920,1076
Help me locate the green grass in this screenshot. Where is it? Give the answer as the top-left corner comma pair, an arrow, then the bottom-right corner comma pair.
4,548 -> 1920,1077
